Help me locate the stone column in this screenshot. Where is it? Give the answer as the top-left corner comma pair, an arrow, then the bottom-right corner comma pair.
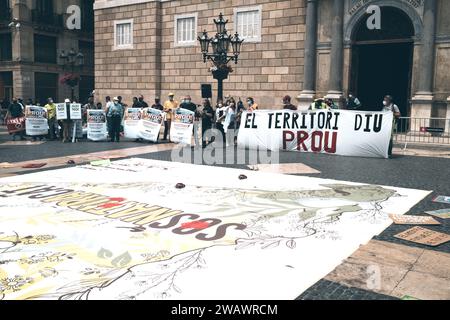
411,0 -> 437,129
446,96 -> 450,135
298,0 -> 318,110
326,0 -> 344,106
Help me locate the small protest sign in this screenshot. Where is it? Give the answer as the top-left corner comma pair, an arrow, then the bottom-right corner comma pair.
389,214 -> 440,225
394,227 -> 450,247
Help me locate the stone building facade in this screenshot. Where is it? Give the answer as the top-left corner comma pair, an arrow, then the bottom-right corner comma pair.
93,0 -> 450,120
0,0 -> 95,105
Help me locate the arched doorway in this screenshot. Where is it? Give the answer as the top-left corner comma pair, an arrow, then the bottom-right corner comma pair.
350,7 -> 415,115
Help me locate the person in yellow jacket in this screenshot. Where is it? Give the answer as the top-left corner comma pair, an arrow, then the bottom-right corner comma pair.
44,97 -> 58,140
309,98 -> 329,110
163,93 -> 179,141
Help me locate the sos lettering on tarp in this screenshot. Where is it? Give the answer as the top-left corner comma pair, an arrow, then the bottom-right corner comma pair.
238,110 -> 393,158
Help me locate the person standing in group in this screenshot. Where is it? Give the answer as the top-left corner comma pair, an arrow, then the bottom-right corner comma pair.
282,95 -> 298,110
345,92 -> 362,110
151,97 -> 163,111
180,95 -> 199,147
309,98 -> 329,110
247,97 -> 258,112
61,99 -> 72,143
382,95 -> 401,157
223,98 -> 237,147
105,96 -> 113,138
107,97 -> 124,142
137,95 -> 149,109
215,99 -> 227,145
132,97 -> 139,108
44,98 -> 58,140
200,98 -> 214,148
163,93 -> 178,141
95,102 -> 103,110
6,97 -> 26,141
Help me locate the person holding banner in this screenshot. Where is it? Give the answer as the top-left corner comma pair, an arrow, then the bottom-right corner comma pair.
61,99 -> 72,143
6,97 -> 26,141
382,95 -> 401,157
44,98 -> 58,140
108,97 -> 125,142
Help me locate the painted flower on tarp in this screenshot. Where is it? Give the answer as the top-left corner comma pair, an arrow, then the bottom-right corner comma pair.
0,275 -> 33,293
60,73 -> 80,87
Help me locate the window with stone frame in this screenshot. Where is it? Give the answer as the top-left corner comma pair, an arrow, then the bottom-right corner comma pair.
175,14 -> 197,46
234,6 -> 262,43
114,19 -> 133,50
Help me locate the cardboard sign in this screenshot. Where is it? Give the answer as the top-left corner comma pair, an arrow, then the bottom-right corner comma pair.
87,110 -> 108,141
425,209 -> 450,219
171,108 -> 194,145
432,196 -> 450,204
139,108 -> 164,142
389,214 -> 440,225
124,108 -> 141,139
70,104 -> 82,120
394,227 -> 450,247
56,103 -> 67,120
25,106 -> 49,136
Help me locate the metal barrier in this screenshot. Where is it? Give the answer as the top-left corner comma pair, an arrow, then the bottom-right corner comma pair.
393,117 -> 450,145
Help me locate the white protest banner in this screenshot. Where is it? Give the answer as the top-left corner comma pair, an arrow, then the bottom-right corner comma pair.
139,108 -> 164,142
70,103 -> 82,120
87,109 -> 108,141
124,108 -> 141,139
56,103 -> 67,120
238,110 -> 393,158
25,106 -> 49,136
171,108 -> 194,144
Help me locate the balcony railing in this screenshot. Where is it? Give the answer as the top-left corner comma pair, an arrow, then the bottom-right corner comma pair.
31,10 -> 63,28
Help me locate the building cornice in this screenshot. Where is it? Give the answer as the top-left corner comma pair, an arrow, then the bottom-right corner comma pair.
94,0 -> 169,10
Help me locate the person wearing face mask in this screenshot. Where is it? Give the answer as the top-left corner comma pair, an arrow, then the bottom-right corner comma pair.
223,98 -> 237,147
247,97 -> 258,112
107,97 -> 125,142
163,93 -> 178,141
382,95 -> 401,157
345,92 -> 362,110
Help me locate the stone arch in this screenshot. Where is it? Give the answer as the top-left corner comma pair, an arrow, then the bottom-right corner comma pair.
344,0 -> 424,42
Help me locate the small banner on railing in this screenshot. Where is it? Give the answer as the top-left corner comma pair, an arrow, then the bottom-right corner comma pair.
238,110 -> 393,158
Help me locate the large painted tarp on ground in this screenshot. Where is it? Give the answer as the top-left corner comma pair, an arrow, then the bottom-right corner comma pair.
170,108 -> 194,145
238,110 -> 394,158
87,110 -> 108,141
0,158 -> 429,300
25,106 -> 49,136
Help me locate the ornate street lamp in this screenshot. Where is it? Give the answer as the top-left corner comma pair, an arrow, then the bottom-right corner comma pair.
59,48 -> 84,102
198,13 -> 244,103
